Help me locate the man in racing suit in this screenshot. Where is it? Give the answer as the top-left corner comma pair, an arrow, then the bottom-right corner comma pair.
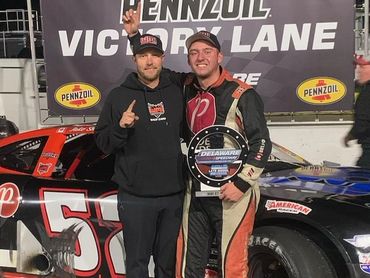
123,5 -> 272,277
175,32 -> 272,278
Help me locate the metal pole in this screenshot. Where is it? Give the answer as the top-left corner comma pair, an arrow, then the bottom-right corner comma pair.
365,0 -> 369,56
26,0 -> 41,127
2,31 -> 6,58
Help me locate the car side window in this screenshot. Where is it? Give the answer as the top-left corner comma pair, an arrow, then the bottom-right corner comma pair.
74,142 -> 114,181
0,137 -> 48,173
57,134 -> 114,181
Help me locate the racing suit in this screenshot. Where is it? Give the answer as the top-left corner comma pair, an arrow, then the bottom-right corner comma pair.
176,67 -> 272,278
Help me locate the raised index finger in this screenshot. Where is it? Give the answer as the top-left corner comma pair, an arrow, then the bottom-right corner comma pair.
136,1 -> 142,18
126,99 -> 136,112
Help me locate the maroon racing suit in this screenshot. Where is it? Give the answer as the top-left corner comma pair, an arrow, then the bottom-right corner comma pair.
176,67 -> 272,278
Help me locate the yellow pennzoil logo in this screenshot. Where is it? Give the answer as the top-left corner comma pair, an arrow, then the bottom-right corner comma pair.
296,77 -> 346,105
55,82 -> 101,109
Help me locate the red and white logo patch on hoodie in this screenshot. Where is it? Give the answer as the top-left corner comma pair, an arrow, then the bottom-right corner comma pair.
148,102 -> 167,122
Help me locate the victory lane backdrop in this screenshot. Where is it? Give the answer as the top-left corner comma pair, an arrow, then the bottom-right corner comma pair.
40,0 -> 355,115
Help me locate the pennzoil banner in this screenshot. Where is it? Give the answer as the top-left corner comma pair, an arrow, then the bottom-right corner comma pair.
40,0 -> 355,115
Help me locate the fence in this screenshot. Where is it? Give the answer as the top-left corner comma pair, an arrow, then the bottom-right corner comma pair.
0,9 -> 41,58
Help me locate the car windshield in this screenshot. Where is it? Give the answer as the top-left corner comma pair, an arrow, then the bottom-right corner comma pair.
55,133 -> 114,181
270,142 -> 311,165
263,142 -> 311,173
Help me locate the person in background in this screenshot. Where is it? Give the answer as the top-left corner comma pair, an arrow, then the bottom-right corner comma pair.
17,36 -> 44,58
94,32 -> 185,278
344,56 -> 370,168
123,3 -> 272,277
0,115 -> 19,138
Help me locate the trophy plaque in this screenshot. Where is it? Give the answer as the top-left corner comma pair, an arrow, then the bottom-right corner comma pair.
187,125 -> 248,197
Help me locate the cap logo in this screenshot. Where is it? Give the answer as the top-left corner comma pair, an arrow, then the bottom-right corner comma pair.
199,31 -> 211,37
140,36 -> 157,46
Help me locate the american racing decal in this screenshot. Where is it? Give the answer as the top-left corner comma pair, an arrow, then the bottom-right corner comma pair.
265,200 -> 312,215
0,182 -> 21,218
296,77 -> 346,105
54,82 -> 101,110
148,102 -> 166,122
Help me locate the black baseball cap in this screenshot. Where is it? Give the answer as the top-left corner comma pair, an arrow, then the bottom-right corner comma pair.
132,34 -> 164,55
186,31 -> 221,51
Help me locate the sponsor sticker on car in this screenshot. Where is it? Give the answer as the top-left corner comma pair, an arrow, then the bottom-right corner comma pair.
344,235 -> 370,274
0,182 -> 20,218
295,165 -> 340,176
265,200 -> 312,215
37,162 -> 53,175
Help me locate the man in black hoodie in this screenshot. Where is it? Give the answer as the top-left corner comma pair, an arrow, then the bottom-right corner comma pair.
95,34 -> 185,278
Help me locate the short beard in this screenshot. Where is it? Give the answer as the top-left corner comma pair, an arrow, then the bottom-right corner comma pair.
137,67 -> 161,84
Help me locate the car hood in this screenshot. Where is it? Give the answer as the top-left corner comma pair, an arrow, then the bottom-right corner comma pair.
260,165 -> 370,208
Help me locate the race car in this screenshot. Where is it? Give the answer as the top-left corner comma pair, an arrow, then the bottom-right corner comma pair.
251,151 -> 370,278
0,124 -> 369,277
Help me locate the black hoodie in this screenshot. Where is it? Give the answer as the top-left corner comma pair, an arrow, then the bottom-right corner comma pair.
95,70 -> 185,197
350,84 -> 370,145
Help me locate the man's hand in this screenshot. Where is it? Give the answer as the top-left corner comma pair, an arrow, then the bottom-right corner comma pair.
343,133 -> 355,147
120,100 -> 139,128
122,1 -> 141,36
219,182 -> 244,202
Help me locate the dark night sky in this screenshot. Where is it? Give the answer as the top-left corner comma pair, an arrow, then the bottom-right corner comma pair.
0,0 -> 40,12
